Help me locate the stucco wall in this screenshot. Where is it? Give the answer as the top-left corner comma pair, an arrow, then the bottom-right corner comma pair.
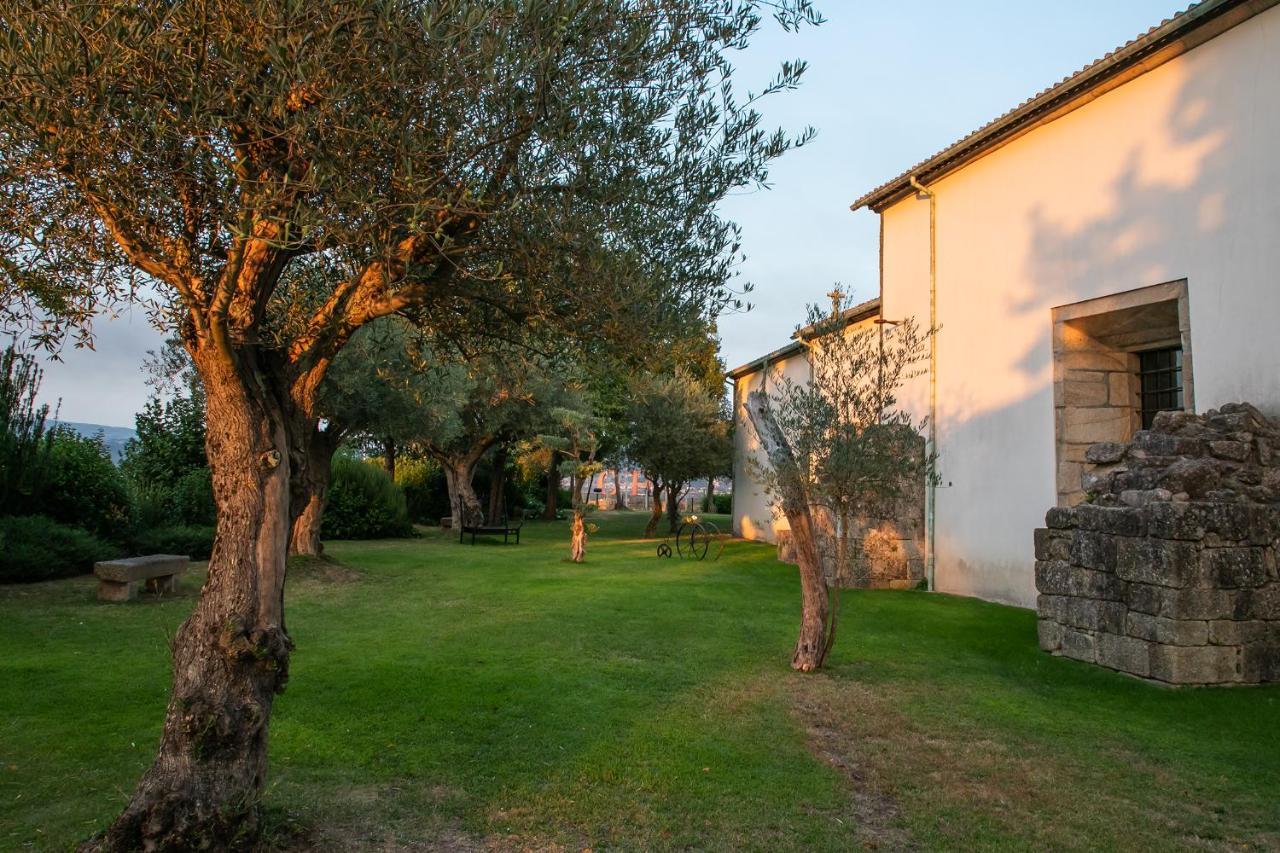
732,351 -> 811,543
879,5 -> 1280,607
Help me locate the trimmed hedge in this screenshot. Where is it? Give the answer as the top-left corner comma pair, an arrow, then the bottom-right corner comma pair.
323,456 -> 413,540
0,515 -> 120,583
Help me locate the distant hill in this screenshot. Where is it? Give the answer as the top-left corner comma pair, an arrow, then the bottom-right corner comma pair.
54,422 -> 137,462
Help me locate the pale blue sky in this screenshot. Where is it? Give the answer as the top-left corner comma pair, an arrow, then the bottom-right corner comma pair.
39,1 -> 1188,426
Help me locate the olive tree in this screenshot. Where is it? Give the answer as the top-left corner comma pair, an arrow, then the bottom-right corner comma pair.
289,316 -> 436,553
745,287 -> 934,671
540,403 -> 604,562
412,353 -> 562,530
627,370 -> 731,536
0,1 -> 819,844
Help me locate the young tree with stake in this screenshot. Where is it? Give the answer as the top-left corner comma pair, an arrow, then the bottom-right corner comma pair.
745,287 -> 935,672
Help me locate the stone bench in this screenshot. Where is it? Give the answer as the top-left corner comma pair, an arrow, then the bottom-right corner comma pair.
94,554 -> 189,602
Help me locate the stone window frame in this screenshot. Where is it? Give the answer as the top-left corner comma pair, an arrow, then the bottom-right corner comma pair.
1051,280 -> 1194,506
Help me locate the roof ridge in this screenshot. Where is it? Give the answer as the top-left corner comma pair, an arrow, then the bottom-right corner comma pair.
851,0 -> 1272,212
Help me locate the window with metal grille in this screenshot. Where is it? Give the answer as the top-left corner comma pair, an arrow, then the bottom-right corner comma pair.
1138,346 -> 1183,429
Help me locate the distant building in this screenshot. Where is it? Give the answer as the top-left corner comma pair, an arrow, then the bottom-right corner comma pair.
583,468 -> 728,511
731,0 -> 1280,607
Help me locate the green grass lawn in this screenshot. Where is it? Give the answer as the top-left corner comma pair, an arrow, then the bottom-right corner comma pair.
2,511 -> 1278,851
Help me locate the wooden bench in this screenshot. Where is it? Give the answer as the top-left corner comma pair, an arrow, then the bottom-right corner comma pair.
458,514 -> 523,545
94,554 -> 189,602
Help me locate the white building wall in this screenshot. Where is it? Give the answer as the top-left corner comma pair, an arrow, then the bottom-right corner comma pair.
879,5 -> 1280,607
731,350 -> 811,543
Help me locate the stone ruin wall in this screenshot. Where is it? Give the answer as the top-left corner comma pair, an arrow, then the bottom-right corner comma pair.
1035,403 -> 1280,685
776,484 -> 925,590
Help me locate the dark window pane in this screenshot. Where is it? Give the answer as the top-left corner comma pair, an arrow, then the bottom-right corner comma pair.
1138,346 -> 1184,429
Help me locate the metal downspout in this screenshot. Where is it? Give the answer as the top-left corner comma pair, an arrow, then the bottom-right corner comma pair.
909,175 -> 938,593
727,375 -> 739,534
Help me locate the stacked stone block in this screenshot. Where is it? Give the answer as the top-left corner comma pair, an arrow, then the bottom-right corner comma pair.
1053,345 -> 1141,506
774,492 -> 925,590
1035,403 -> 1280,685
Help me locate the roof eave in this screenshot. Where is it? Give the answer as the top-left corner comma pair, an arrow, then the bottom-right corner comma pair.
851,0 -> 1279,214
725,340 -> 807,380
725,297 -> 881,380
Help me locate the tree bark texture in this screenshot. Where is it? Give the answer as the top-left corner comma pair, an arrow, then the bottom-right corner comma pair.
666,480 -> 684,533
442,459 -> 484,529
821,508 -> 851,664
288,424 -> 343,557
488,444 -> 507,522
382,435 -> 397,482
89,348 -> 294,850
569,509 -> 587,562
613,464 -> 628,510
743,389 -> 831,672
644,480 -> 665,538
704,476 -> 716,512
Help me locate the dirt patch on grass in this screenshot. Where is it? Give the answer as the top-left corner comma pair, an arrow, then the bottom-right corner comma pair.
788,674 -> 917,851
280,824 -> 484,853
276,815 -> 590,853
787,668 -> 1278,851
269,782 -> 597,853
268,782 -> 481,852
287,554 -> 363,585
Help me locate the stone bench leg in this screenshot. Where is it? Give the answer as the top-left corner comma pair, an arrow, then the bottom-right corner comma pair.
145,574 -> 179,595
98,579 -> 138,602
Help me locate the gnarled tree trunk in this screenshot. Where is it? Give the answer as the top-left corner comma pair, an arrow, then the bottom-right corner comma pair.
666,480 -> 684,532
569,508 -> 587,562
382,435 -> 397,481
288,423 -> 344,557
786,507 -> 830,671
441,458 -> 484,529
488,444 -> 507,522
613,464 -> 628,510
90,347 -> 293,850
704,475 -> 715,512
644,480 -> 665,538
744,389 -> 831,672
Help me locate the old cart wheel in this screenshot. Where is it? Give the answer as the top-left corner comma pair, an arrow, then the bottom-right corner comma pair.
677,521 -> 711,560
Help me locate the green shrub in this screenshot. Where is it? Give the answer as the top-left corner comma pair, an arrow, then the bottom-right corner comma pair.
128,480 -> 172,531
119,385 -> 207,488
712,493 -> 731,514
38,428 -> 132,540
324,456 -> 413,540
394,457 -> 450,524
170,468 -> 216,526
0,345 -> 56,517
0,515 -> 120,583
127,468 -> 216,536
130,524 -> 215,560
